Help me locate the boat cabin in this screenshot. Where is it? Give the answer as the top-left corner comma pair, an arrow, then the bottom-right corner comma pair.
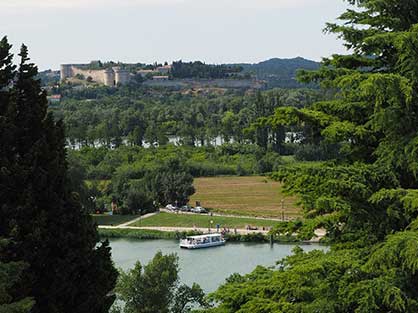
180,233 -> 225,249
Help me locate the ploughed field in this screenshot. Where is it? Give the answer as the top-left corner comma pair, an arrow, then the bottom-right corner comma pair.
130,212 -> 279,229
190,176 -> 300,218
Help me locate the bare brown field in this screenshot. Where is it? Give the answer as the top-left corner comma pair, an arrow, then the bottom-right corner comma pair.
190,176 -> 300,218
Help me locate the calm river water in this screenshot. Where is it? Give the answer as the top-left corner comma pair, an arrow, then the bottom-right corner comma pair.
109,239 -> 327,293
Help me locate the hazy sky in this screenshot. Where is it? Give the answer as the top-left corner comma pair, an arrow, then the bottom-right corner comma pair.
1,0 -> 350,70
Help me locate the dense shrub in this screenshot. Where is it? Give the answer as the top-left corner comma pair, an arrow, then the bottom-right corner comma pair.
125,189 -> 155,214
294,143 -> 339,161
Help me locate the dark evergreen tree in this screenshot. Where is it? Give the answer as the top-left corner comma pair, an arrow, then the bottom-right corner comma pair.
0,238 -> 34,313
0,38 -> 118,313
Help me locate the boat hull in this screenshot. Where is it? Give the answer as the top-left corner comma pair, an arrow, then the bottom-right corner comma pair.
180,241 -> 226,249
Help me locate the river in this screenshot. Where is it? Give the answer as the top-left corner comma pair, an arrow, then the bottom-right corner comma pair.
109,239 -> 327,293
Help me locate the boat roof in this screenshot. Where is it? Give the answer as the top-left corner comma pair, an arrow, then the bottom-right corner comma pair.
186,233 -> 222,239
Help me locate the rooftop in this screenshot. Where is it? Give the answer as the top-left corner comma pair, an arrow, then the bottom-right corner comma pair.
186,233 -> 223,239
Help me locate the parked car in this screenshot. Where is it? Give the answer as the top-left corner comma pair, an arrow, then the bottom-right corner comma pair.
191,206 -> 208,214
165,204 -> 178,211
180,205 -> 192,212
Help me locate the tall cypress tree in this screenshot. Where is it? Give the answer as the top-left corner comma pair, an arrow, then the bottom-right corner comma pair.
0,38 -> 118,313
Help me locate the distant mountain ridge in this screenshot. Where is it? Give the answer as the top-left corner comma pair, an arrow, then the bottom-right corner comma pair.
234,57 -> 320,89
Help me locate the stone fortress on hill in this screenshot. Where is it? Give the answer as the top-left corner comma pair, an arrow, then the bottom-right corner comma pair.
59,60 -> 263,89
60,63 -> 132,86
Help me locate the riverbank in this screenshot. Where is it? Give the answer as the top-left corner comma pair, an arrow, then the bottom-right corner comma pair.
95,211 -> 326,243
98,227 -> 301,243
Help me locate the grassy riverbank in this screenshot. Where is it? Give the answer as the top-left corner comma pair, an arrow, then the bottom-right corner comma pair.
98,228 -> 179,240
92,214 -> 137,226
130,212 -> 280,229
98,228 -> 299,243
190,176 -> 300,218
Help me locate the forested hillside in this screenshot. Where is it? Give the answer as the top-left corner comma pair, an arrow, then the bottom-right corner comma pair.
237,57 -> 320,88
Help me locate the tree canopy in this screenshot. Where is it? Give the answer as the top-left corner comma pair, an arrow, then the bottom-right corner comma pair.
207,1 -> 418,312
0,37 -> 118,313
113,252 -> 206,313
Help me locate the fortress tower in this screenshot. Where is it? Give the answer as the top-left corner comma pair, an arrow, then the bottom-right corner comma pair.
103,68 -> 115,87
60,64 -> 73,81
114,67 -> 130,85
59,62 -> 131,86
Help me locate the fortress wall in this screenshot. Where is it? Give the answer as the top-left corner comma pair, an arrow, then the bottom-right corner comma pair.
60,64 -> 131,86
71,67 -> 107,84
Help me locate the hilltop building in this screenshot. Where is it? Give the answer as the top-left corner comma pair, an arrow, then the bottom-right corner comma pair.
60,64 -> 131,86
156,65 -> 172,74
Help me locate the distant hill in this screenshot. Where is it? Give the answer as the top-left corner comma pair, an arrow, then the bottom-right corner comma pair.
235,57 -> 320,89
39,57 -> 320,89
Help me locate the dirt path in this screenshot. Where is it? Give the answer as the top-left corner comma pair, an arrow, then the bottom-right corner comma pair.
99,224 -> 269,235
113,212 -> 158,228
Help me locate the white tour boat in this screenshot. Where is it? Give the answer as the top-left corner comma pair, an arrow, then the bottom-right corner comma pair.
180,233 -> 226,249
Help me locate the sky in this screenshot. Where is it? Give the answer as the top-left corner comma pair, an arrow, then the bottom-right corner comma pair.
0,0 -> 350,70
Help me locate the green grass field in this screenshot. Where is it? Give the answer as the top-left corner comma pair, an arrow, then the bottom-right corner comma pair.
131,212 -> 280,229
91,214 -> 137,226
189,176 -> 300,218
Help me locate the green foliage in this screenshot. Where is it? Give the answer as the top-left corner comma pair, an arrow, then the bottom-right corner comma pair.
114,252 -> 206,313
146,158 -> 195,206
206,1 -> 418,312
92,214 -> 138,226
0,239 -> 34,313
171,60 -> 242,79
69,144 -> 285,213
98,228 -> 204,240
51,85 -> 322,151
125,188 -> 154,214
239,57 -> 320,89
0,37 -> 118,313
71,144 -> 275,181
